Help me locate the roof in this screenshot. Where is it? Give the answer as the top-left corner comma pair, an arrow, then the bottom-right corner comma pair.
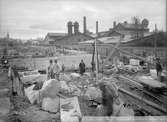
121,32 -> 167,47
79,39 -> 102,44
47,33 -> 67,37
45,33 -> 67,41
58,32 -> 94,41
115,23 -> 149,30
80,31 -> 154,44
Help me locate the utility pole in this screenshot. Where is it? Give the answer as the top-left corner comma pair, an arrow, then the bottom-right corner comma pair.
154,24 -> 157,58
95,21 -> 98,82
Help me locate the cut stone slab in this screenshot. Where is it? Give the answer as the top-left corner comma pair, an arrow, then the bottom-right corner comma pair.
60,97 -> 81,122
0,97 -> 10,116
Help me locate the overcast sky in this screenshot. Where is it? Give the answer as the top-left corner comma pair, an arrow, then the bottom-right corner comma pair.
0,0 -> 166,39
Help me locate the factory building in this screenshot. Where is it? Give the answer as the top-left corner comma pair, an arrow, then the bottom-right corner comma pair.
97,19 -> 150,41
44,16 -> 93,45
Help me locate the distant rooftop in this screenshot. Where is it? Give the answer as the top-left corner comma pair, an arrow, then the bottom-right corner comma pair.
47,33 -> 67,37
116,22 -> 149,30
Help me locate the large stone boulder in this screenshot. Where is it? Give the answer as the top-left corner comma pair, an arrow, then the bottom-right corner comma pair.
42,97 -> 60,113
24,85 -> 41,104
40,79 -> 60,99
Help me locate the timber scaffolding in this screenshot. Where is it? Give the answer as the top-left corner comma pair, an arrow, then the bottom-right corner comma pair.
98,46 -> 167,115
89,27 -> 167,116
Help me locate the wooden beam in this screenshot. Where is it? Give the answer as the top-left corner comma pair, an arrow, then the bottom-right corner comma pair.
118,88 -> 167,114
118,75 -> 143,88
118,75 -> 167,106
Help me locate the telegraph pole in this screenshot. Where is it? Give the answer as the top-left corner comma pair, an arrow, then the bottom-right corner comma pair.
154,24 -> 157,58
95,21 -> 98,82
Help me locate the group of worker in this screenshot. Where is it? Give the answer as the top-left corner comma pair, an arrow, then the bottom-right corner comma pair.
47,59 -> 86,80
47,59 -> 61,80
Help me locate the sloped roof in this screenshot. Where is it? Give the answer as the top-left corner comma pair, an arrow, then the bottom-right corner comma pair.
58,32 -> 94,41
115,23 -> 149,30
47,33 -> 67,37
121,32 -> 167,47
79,39 -> 102,44
45,33 -> 67,41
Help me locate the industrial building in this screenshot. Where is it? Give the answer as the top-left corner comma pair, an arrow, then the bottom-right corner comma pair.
44,16 -> 94,46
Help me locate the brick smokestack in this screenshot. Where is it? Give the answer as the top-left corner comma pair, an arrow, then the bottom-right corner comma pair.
83,16 -> 87,34
113,21 -> 116,28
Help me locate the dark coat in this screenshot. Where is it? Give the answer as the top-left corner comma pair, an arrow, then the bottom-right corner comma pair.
79,62 -> 85,74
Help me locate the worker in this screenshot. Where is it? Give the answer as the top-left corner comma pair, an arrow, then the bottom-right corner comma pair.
47,59 -> 54,79
79,59 -> 86,75
8,65 -> 24,96
96,82 -> 116,116
96,81 -> 134,116
156,58 -> 162,81
53,59 -> 60,80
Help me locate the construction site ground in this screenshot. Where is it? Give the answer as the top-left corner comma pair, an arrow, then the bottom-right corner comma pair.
0,68 -> 167,121
0,70 -> 60,122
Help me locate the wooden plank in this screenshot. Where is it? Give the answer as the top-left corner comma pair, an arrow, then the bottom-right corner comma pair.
137,76 -> 166,88
119,75 -> 167,106
119,75 -> 143,88
118,88 -> 167,114
60,97 -> 82,122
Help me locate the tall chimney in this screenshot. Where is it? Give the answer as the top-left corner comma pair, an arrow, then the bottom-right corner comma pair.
74,21 -> 79,35
113,21 -> 116,28
83,16 -> 87,34
67,21 -> 73,36
96,21 -> 98,34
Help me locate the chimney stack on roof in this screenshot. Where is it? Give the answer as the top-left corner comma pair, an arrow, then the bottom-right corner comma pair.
74,21 -> 79,35
83,16 -> 87,34
67,21 -> 73,36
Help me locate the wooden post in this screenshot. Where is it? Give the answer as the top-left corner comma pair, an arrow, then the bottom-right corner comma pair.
95,21 -> 98,82
154,24 -> 157,58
